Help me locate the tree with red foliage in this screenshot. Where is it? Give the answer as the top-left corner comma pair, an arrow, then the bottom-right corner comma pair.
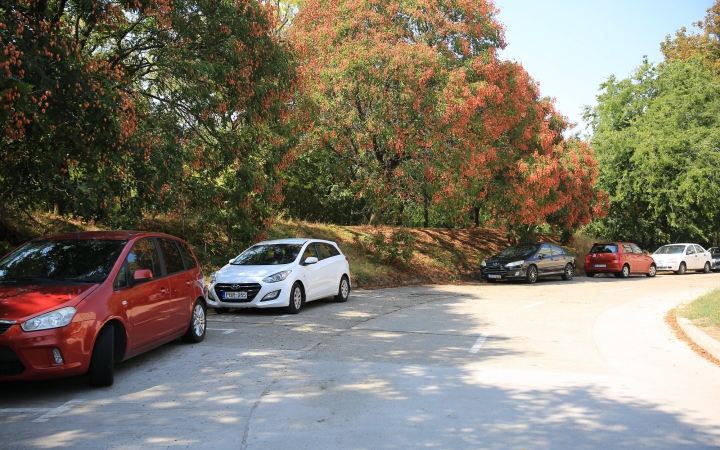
288,0 -> 605,236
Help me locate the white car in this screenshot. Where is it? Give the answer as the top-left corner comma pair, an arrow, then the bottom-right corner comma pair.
207,239 -> 351,314
652,243 -> 712,274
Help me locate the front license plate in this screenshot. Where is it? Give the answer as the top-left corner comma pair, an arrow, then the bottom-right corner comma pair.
223,291 -> 247,300
488,274 -> 502,279
594,264 -> 606,268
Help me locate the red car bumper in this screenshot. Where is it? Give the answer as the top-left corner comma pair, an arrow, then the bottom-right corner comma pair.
585,261 -> 623,273
0,320 -> 95,381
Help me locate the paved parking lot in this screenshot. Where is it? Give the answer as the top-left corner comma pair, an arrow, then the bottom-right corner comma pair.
2,274 -> 720,448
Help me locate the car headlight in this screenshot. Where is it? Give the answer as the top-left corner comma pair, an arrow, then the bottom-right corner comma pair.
21,307 -> 76,332
210,271 -> 218,283
506,260 -> 524,268
263,270 -> 291,283
480,260 -> 486,267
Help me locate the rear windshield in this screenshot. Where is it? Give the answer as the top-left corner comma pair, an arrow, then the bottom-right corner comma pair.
654,245 -> 685,255
590,244 -> 618,253
0,240 -> 126,285
231,244 -> 303,266
496,244 -> 539,258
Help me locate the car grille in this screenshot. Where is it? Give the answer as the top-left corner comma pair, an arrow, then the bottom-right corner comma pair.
0,346 -> 25,377
483,262 -> 508,275
214,283 -> 262,303
0,320 -> 14,336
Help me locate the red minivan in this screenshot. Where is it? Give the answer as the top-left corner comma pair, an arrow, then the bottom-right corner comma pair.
0,231 -> 206,386
584,242 -> 657,278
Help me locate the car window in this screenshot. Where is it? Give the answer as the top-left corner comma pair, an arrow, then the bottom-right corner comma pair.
551,245 -> 565,256
318,244 -> 333,260
622,245 -> 633,253
694,245 -> 705,254
655,244 -> 685,254
686,246 -> 696,255
114,263 -> 128,290
302,243 -> 319,261
631,244 -> 643,254
0,239 -> 126,285
159,239 -> 184,275
326,243 -> 341,257
126,239 -> 161,280
496,244 -> 539,258
536,245 -> 553,258
590,244 -> 617,253
178,241 -> 197,270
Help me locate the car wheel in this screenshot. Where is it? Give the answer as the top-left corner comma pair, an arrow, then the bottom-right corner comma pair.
335,276 -> 350,302
617,264 -> 630,278
702,262 -> 711,273
286,282 -> 303,314
182,300 -> 206,343
526,265 -> 538,284
675,262 -> 686,275
214,307 -> 230,314
561,263 -> 574,281
646,264 -> 657,277
585,271 -> 596,277
88,324 -> 115,387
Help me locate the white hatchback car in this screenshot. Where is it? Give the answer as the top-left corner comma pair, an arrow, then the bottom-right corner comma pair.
652,243 -> 712,274
207,239 -> 351,314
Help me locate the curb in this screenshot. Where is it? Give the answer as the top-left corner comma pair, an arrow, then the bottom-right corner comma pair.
677,317 -> 720,361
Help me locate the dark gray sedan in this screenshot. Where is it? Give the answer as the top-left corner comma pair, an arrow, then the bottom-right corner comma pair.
481,242 -> 576,284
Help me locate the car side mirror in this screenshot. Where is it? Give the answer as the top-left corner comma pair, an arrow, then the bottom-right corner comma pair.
538,254 -> 544,260
303,256 -> 318,265
643,251 -> 649,255
133,269 -> 153,281
229,259 -> 235,264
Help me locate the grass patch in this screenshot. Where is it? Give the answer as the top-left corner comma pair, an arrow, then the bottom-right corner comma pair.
678,289 -> 720,327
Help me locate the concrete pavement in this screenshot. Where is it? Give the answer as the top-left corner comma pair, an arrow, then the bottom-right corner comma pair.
1,273 -> 720,448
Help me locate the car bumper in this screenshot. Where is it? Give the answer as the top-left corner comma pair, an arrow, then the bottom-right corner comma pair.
654,262 -> 680,271
0,321 -> 94,381
207,279 -> 290,308
585,262 -> 623,273
482,266 -> 527,280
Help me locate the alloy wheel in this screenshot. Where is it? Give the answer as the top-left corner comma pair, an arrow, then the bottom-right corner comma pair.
293,287 -> 302,309
193,303 -> 206,337
340,279 -> 349,298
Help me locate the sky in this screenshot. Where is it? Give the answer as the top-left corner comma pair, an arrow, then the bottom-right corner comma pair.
495,0 -> 713,135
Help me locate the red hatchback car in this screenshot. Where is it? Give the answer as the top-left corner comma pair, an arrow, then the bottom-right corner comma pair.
0,231 -> 206,386
584,242 -> 657,278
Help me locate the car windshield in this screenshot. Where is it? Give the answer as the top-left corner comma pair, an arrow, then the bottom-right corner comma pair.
590,244 -> 618,253
496,244 -> 539,258
231,244 -> 303,265
654,245 -> 685,255
0,240 -> 126,285
709,247 -> 720,255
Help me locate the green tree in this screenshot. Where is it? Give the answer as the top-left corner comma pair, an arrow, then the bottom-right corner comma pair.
585,57 -> 720,248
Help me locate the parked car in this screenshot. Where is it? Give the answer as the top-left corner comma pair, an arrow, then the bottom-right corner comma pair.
481,242 -> 575,284
207,239 -> 351,314
652,243 -> 712,274
0,231 -> 206,387
708,247 -> 720,271
584,242 -> 656,278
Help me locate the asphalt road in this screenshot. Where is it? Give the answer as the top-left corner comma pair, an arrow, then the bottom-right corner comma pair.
2,273 -> 720,449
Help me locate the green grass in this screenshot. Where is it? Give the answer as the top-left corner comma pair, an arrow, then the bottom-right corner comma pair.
678,289 -> 720,327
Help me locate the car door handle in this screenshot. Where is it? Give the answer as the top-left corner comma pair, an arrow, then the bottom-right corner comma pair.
186,280 -> 193,285
161,287 -> 169,294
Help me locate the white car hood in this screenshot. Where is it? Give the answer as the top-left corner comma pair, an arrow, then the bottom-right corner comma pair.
216,263 -> 296,280
652,254 -> 682,261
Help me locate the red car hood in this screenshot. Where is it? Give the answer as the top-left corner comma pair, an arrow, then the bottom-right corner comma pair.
0,285 -> 98,321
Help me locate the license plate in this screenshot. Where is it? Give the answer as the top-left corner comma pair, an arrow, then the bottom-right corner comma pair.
488,274 -> 501,279
223,291 -> 247,300
594,264 -> 606,268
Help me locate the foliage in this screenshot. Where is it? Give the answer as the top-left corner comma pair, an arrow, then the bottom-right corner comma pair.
287,0 -> 605,235
1,0 -> 295,246
359,228 -> 416,267
584,57 -> 720,248
661,0 -> 720,73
